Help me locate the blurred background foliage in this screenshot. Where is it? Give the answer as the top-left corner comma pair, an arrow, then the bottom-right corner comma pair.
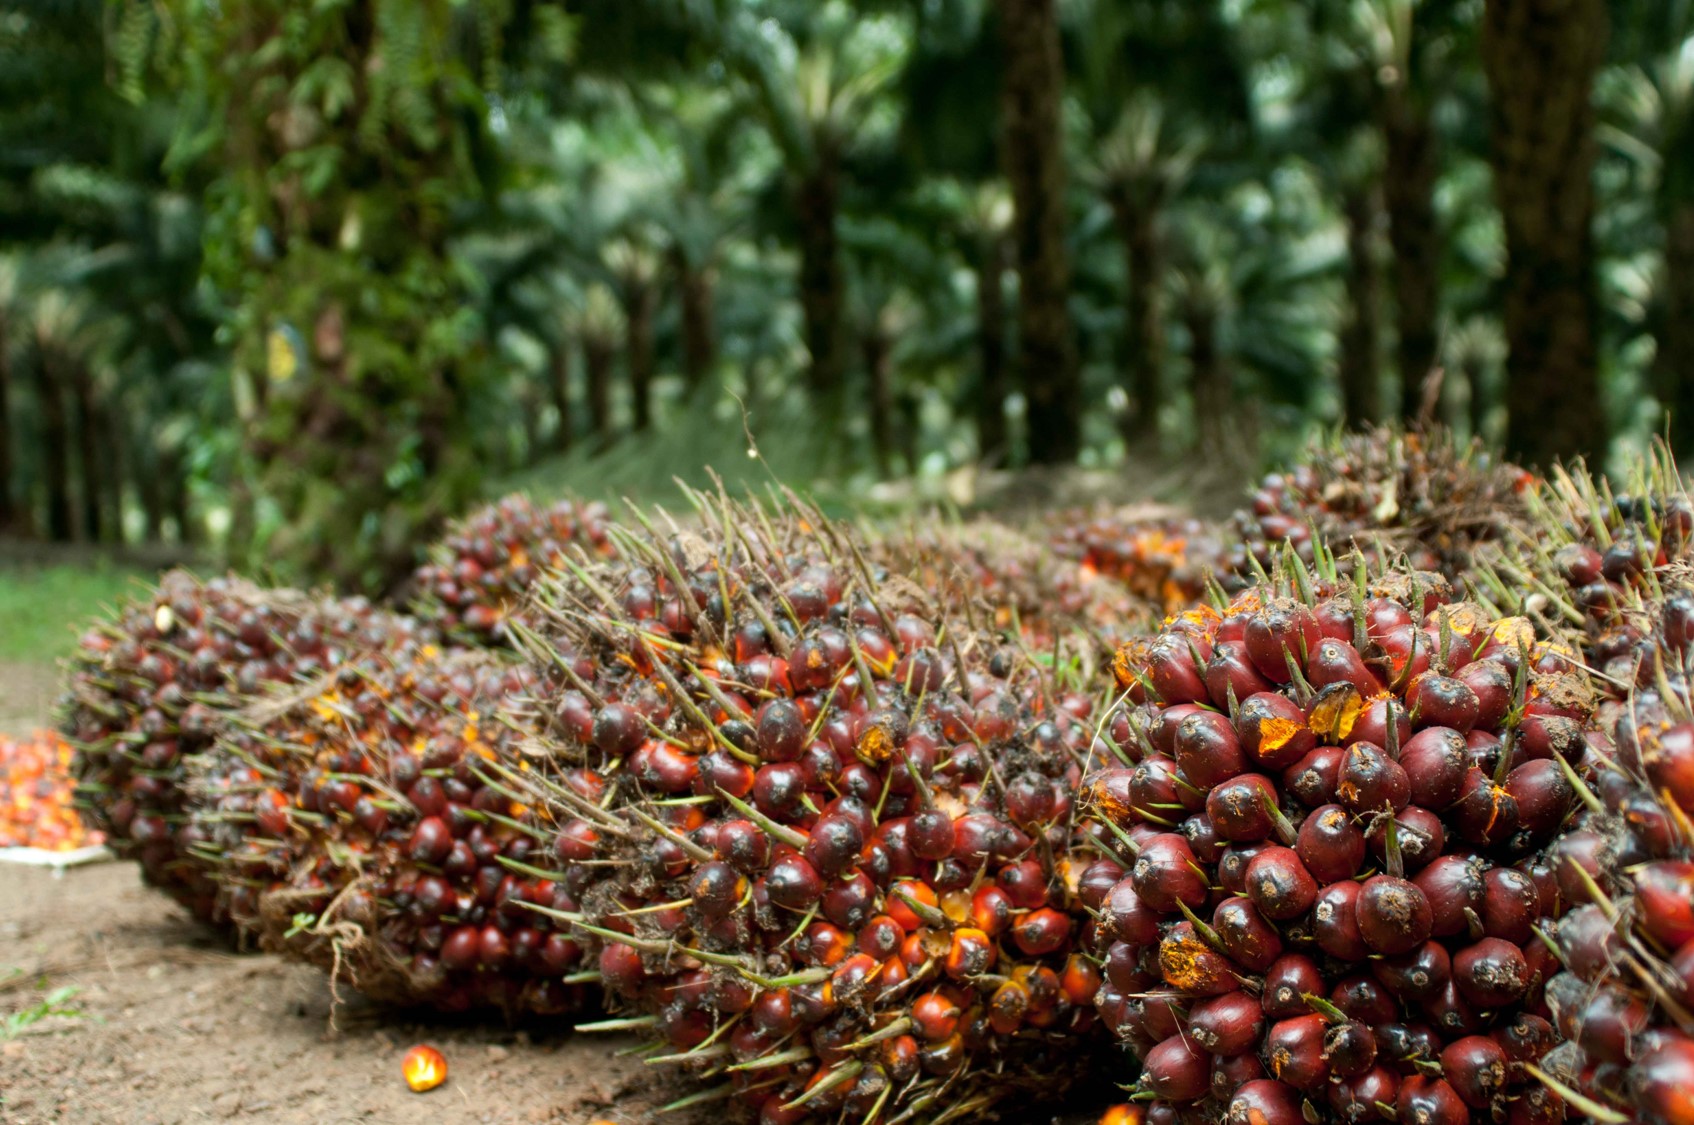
0,0 -> 1682,592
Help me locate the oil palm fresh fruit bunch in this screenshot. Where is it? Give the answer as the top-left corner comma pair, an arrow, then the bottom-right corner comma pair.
410,494 -> 614,644
506,490 -> 1116,1123
188,641 -> 588,1015
1047,510 -> 1231,617
1234,427 -> 1536,582
868,517 -> 1159,653
1080,549 -> 1588,1124
61,570 -> 432,924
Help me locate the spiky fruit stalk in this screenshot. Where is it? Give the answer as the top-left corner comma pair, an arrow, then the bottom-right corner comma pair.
1082,560 -> 1585,1122
61,570 -> 432,923
510,491 -> 1116,1123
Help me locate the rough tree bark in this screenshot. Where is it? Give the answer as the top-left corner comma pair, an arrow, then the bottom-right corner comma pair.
864,324 -> 894,477
584,333 -> 614,444
69,359 -> 102,542
674,249 -> 716,393
135,439 -> 164,543
1663,204 -> 1694,458
1481,0 -> 1608,465
996,0 -> 1081,463
549,342 -> 574,454
1186,301 -> 1230,454
1111,194 -> 1164,443
974,230 -> 1010,464
796,158 -> 846,405
1339,184 -> 1384,426
1381,95 -> 1442,421
33,342 -> 73,542
624,281 -> 657,433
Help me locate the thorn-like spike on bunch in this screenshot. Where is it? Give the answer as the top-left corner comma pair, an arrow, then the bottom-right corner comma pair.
575,1015 -> 660,1033
1525,1065 -> 1629,1124
624,805 -> 716,863
717,790 -> 808,851
726,1046 -> 815,1073
779,1060 -> 863,1111
658,1084 -> 738,1114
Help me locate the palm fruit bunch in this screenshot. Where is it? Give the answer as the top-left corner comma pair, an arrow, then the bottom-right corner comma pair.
506,490 -> 1117,1124
0,731 -> 103,851
1233,427 -> 1536,580
60,570 -> 432,923
1080,549 -> 1590,1124
1047,509 -> 1231,616
409,493 -> 614,644
868,517 -> 1158,653
185,642 -> 587,1016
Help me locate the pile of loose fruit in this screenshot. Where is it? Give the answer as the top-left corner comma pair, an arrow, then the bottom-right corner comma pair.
0,732 -> 102,851
46,428 -> 1694,1123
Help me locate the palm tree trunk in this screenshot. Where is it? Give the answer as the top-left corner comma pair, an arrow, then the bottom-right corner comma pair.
975,230 -> 1010,464
1481,0 -> 1608,466
136,439 -> 164,543
864,325 -> 894,477
1339,184 -> 1384,426
163,446 -> 195,545
584,334 -> 614,444
0,312 -> 13,535
1112,195 -> 1165,443
1663,203 -> 1694,459
996,0 -> 1081,464
1381,98 -> 1442,421
676,250 -> 716,392
796,160 -> 845,404
550,342 -> 574,454
625,282 -> 657,432
69,359 -> 102,542
101,404 -> 126,543
34,343 -> 73,542
1186,301 -> 1230,454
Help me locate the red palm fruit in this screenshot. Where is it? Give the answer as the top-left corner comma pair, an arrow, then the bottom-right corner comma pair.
1244,602 -> 1322,683
1365,806 -> 1444,871
1245,846 -> 1319,921
1106,877 -> 1163,946
1439,1035 -> 1508,1109
718,818 -> 772,874
1550,827 -> 1609,906
1212,1052 -> 1267,1100
1452,937 -> 1530,1008
1159,921 -> 1239,996
1264,1014 -> 1330,1089
1357,874 -> 1433,955
1632,1033 -> 1694,1125
1481,866 -> 1541,945
765,854 -> 823,910
1377,1021 -> 1442,1071
1506,758 -> 1574,845
911,991 -> 961,1041
1219,842 -> 1273,895
1324,1019 -> 1377,1077
1142,1034 -> 1211,1100
1207,642 -> 1276,707
1207,774 -> 1287,843
1636,861 -> 1694,947
1455,660 -> 1513,729
970,885 -> 1013,935
1296,804 -> 1365,883
942,928 -> 994,979
1284,746 -> 1346,807
1236,693 -> 1317,770
1188,990 -> 1265,1056
1307,638 -> 1382,699
1144,633 -> 1212,705
1425,978 -> 1485,1038
1330,1065 -> 1399,1124
802,813 -> 864,878
1212,896 -> 1284,972
1451,767 -> 1520,846
1224,1079 -> 1305,1125
1174,711 -> 1247,789
1337,741 -> 1410,813
1399,728 -> 1469,810
407,816 -> 454,865
599,941 -> 646,996
1313,880 -> 1370,960
906,807 -> 955,860
689,861 -> 746,920
1409,673 -> 1480,732
1413,854 -> 1486,938
1011,908 -> 1072,956
1131,833 -> 1209,912
1395,1075 -> 1469,1125
1345,696 -> 1412,752
1262,955 -> 1325,1019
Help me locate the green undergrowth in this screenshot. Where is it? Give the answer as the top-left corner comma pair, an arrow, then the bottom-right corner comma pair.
0,564 -> 155,664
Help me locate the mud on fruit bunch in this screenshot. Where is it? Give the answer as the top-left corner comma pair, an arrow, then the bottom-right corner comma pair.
501,489 -> 1120,1124
1083,544 -> 1589,1125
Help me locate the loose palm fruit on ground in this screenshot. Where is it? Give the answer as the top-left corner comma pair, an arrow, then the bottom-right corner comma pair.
189,642 -> 587,1015
410,494 -> 613,644
1232,426 -> 1536,581
1082,557 -> 1584,1122
0,731 -> 102,851
1046,509 -> 1231,616
61,570 -> 432,924
510,490 -> 1116,1123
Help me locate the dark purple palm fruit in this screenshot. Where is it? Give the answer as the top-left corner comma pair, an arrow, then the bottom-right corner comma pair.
1081,557 -> 1577,1122
507,489 -> 1115,1123
408,494 -> 614,643
63,570 -> 435,926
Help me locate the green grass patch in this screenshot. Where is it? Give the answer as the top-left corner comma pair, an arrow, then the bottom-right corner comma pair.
0,564 -> 154,663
